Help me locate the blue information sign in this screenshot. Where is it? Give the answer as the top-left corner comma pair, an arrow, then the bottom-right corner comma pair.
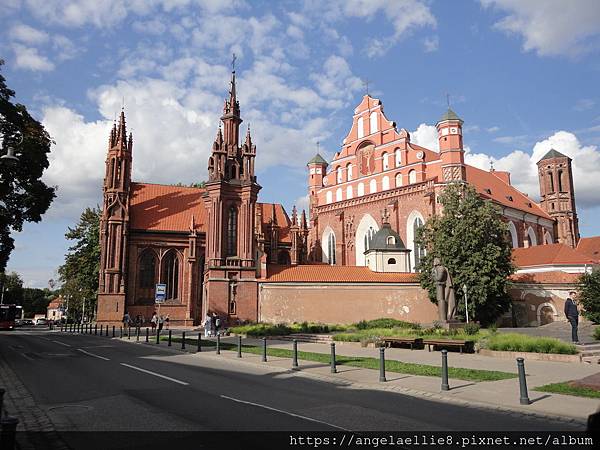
155,284 -> 167,303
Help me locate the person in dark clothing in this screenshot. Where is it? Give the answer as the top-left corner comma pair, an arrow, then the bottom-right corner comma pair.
564,291 -> 579,343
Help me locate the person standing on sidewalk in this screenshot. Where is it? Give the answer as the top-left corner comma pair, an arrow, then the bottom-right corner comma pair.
203,313 -> 212,337
122,312 -> 131,336
564,291 -> 579,343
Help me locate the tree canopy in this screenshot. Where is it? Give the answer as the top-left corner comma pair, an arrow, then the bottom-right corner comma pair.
58,206 -> 101,320
415,183 -> 515,325
578,269 -> 600,324
0,60 -> 56,271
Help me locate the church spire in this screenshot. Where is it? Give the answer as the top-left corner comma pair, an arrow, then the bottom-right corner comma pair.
115,109 -> 128,149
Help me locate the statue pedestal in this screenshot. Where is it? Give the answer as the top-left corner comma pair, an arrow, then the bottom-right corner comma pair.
441,320 -> 464,330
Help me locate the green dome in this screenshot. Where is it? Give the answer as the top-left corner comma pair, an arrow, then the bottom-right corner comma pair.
438,108 -> 462,123
367,223 -> 406,251
307,153 -> 328,165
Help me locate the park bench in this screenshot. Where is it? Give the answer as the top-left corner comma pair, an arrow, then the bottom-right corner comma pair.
422,339 -> 474,354
380,337 -> 423,350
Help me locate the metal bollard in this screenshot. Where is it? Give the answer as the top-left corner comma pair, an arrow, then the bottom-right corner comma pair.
156,329 -> 160,344
517,358 -> 531,405
1,416 -> 19,450
105,326 -> 108,337
101,325 -> 104,336
262,337 -> 267,362
146,327 -> 149,343
330,343 -> 337,373
120,326 -> 123,338
216,335 -> 221,355
237,335 -> 242,358
94,324 -> 98,335
292,339 -> 299,369
197,333 -> 202,352
0,388 -> 4,417
136,327 -> 140,342
168,330 -> 172,346
112,325 -> 115,338
379,347 -> 387,382
182,331 -> 186,350
441,349 -> 450,391
127,326 -> 131,340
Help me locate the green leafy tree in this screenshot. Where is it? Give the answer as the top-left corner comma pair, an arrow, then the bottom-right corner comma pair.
0,60 -> 56,271
58,206 -> 100,320
0,271 -> 23,305
22,287 -> 56,316
578,269 -> 600,324
415,183 -> 515,325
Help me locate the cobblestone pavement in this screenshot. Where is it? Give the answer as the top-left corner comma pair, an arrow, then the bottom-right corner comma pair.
0,351 -> 69,450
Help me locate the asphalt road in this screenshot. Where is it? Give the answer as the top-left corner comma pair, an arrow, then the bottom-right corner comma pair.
0,329 -> 583,449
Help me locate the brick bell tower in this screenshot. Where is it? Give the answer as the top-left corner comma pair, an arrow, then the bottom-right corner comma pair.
98,110 -> 133,324
436,108 -> 466,183
203,64 -> 261,323
537,149 -> 579,248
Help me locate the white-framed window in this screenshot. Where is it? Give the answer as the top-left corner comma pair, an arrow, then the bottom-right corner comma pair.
346,185 -> 353,199
395,149 -> 401,167
407,211 -> 425,272
395,173 -> 403,187
369,179 -> 377,193
526,226 -> 537,247
370,111 -> 378,133
355,214 -> 379,266
357,182 -> 365,196
508,221 -> 518,248
357,117 -> 364,138
336,188 -> 343,202
382,176 -> 390,190
408,169 -> 417,184
322,227 -> 336,265
336,166 -> 342,184
347,163 -> 353,181
382,152 -> 389,170
326,191 -> 333,204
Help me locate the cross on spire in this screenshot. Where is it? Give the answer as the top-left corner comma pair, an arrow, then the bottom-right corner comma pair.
316,141 -> 320,152
362,78 -> 371,96
446,93 -> 450,108
231,53 -> 237,72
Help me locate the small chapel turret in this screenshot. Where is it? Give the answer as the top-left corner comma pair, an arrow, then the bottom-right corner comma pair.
436,108 -> 466,183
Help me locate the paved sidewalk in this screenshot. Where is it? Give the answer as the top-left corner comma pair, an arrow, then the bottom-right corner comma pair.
111,332 -> 600,425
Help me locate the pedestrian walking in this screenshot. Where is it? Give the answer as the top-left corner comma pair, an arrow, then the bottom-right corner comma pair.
122,312 -> 131,336
151,312 -> 157,331
158,315 -> 164,332
213,313 -> 221,336
165,314 -> 170,330
564,291 -> 580,343
203,313 -> 212,337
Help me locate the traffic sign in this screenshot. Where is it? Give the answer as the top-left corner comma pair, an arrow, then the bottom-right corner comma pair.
155,284 -> 167,303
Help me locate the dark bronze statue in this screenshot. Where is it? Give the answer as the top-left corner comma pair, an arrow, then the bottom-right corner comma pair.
432,257 -> 457,322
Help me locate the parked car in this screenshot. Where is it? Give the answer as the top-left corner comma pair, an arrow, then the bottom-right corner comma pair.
21,319 -> 35,326
35,318 -> 48,326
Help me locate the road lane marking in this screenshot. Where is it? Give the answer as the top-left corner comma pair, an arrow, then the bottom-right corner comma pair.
220,395 -> 350,431
120,363 -> 189,386
20,353 -> 35,361
77,349 -> 110,361
52,340 -> 71,347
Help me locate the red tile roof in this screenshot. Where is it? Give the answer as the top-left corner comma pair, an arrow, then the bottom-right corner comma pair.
47,297 -> 63,308
510,271 -> 580,284
512,243 -> 594,267
577,237 -> 600,263
257,203 -> 292,243
465,165 -> 551,219
129,183 -> 207,232
263,264 -> 419,283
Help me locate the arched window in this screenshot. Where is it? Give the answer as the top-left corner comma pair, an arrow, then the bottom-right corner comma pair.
227,206 -> 238,256
387,236 -> 395,245
370,111 -> 378,133
347,163 -> 353,181
544,231 -> 553,245
328,233 -> 336,265
395,173 -> 403,187
369,179 -> 377,193
382,176 -> 390,190
357,182 -> 365,196
336,188 -> 342,202
382,152 -> 389,170
161,251 -> 180,300
413,217 -> 425,270
507,221 -> 518,249
387,258 -> 396,265
357,117 -> 364,138
326,191 -> 333,204
355,214 -> 379,266
408,169 -> 417,184
548,172 -> 554,193
139,250 -> 157,288
407,211 -> 425,272
364,226 -> 376,252
321,228 -> 337,265
346,185 -> 353,199
558,170 -> 563,192
337,166 -> 342,184
395,149 -> 401,167
526,226 -> 538,247
278,251 -> 291,265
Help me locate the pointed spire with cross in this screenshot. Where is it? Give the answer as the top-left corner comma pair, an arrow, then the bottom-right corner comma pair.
362,78 -> 371,96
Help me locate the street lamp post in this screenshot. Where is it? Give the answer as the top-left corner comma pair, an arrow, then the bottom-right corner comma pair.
463,284 -> 469,324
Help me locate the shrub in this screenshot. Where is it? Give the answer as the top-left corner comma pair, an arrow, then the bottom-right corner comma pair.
485,333 -> 577,355
229,323 -> 292,337
354,318 -> 414,330
593,327 -> 600,341
463,322 -> 481,335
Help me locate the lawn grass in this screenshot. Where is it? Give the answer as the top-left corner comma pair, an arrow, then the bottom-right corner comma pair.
534,382 -> 600,399
163,336 -> 516,382
229,322 -> 349,337
332,327 -> 489,344
485,333 -> 577,355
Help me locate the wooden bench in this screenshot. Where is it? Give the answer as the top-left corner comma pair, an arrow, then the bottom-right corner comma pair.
422,339 -> 473,354
380,337 -> 423,350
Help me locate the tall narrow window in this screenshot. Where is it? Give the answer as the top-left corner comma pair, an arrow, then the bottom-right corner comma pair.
413,218 -> 424,270
161,251 -> 180,300
357,117 -> 364,138
326,191 -> 333,204
347,163 -> 353,181
395,149 -> 401,167
337,166 -> 342,184
557,170 -> 563,192
327,233 -> 336,265
395,173 -> 403,187
369,179 -> 377,193
364,226 -> 375,251
357,182 -> 364,196
370,111 -> 378,133
382,152 -> 389,170
548,172 -> 554,193
139,251 -> 156,288
227,206 -> 238,257
409,169 -> 417,184
382,176 -> 390,190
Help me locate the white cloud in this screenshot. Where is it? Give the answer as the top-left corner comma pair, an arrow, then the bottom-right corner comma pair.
465,131 -> 600,208
482,0 -> 600,57
411,123 -> 438,151
11,44 -> 55,71
9,23 -> 49,45
573,99 -> 595,112
487,126 -> 500,133
423,35 -> 439,52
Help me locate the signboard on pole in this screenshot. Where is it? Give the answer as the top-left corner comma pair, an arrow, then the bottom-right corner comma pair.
155,284 -> 167,303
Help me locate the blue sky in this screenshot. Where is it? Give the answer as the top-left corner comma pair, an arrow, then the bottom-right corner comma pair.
1,0 -> 600,288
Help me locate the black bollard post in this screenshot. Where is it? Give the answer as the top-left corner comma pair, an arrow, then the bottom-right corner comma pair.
101,325 -> 104,336
330,343 -> 337,374
119,326 -> 123,338
146,327 -> 149,343
127,326 -> 131,340
156,329 -> 160,345
136,327 -> 140,342
441,349 -> 450,391
182,331 -> 186,350
379,347 -> 387,382
292,339 -> 299,369
0,388 -> 4,417
94,324 -> 98,335
517,358 -> 531,405
216,334 -> 221,355
237,335 -> 242,358
197,333 -> 201,352
168,330 -> 172,346
262,337 -> 267,362
1,416 -> 19,450
112,325 -> 115,338
105,325 -> 108,337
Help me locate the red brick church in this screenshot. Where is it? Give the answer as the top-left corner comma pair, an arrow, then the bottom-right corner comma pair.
97,69 -> 597,327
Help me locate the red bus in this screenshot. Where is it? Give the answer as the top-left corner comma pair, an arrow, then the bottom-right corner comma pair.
0,304 -> 17,330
